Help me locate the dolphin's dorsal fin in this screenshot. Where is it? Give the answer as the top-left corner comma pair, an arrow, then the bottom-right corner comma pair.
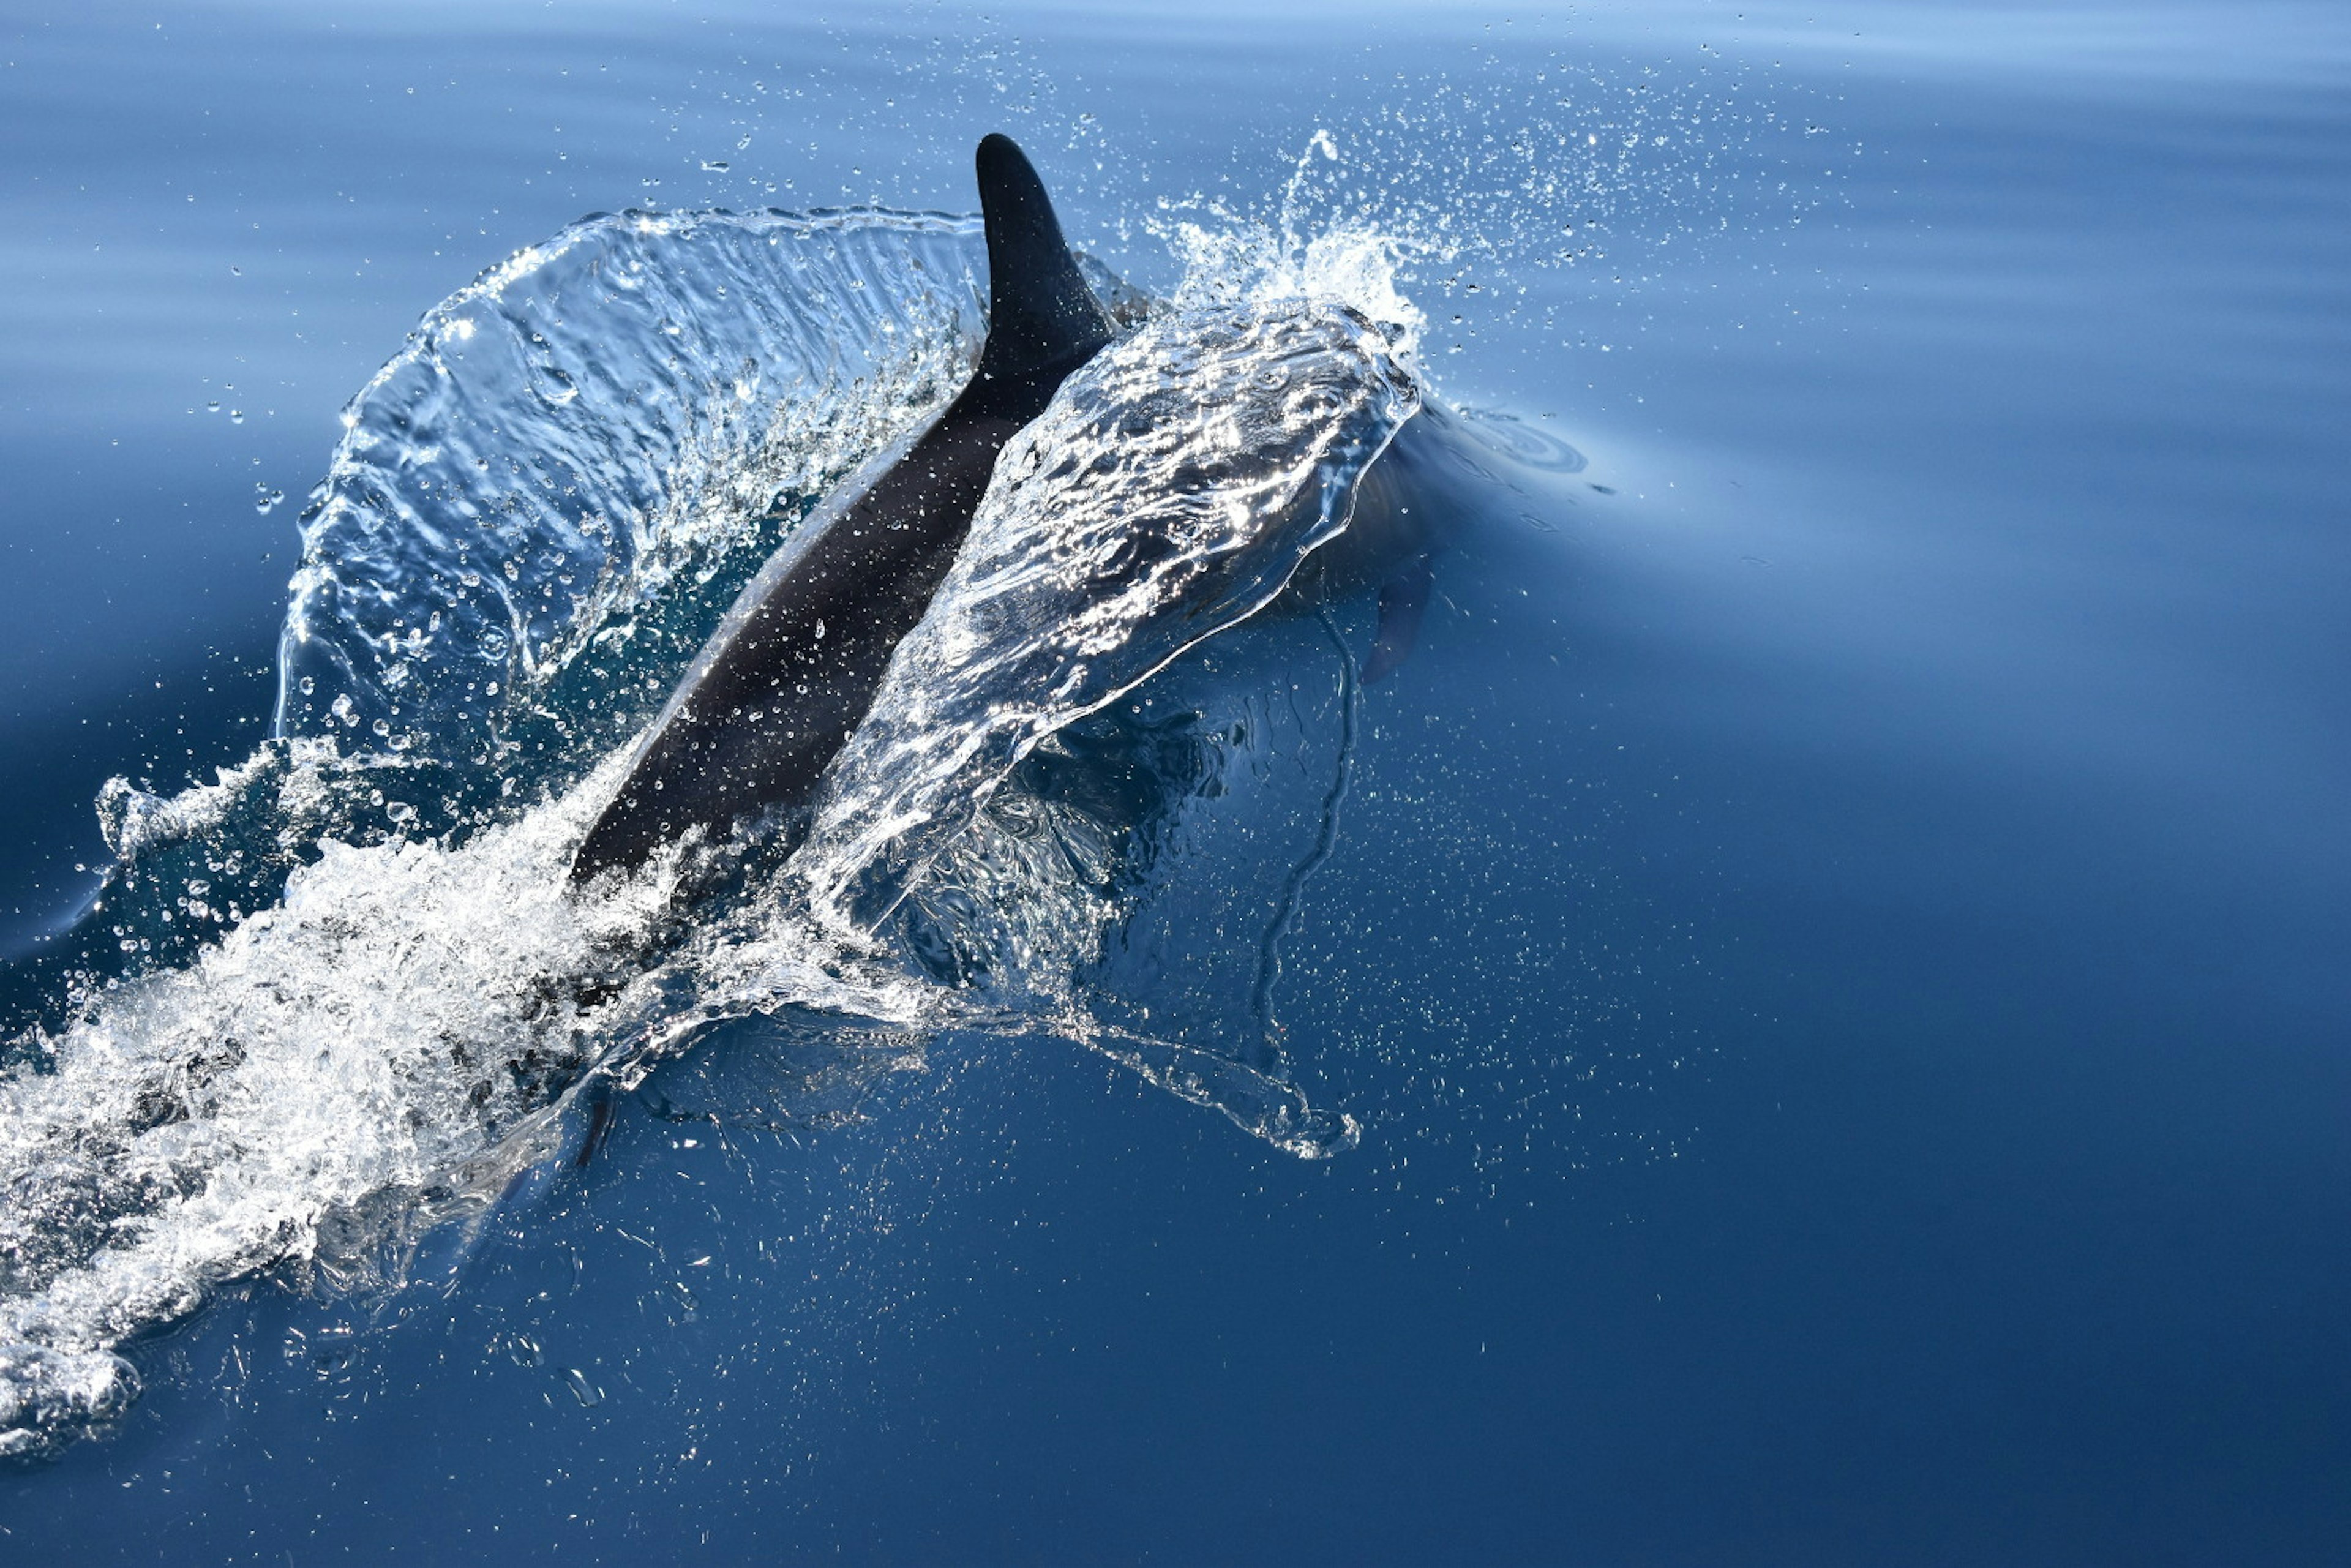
974,133 -> 1113,381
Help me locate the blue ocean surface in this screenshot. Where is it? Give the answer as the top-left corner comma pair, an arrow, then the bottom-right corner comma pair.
1,1 -> 2345,1562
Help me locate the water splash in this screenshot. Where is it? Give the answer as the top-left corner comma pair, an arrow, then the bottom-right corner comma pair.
277,210 -> 992,775
1,775 -> 658,1457
797,299 -> 1419,933
276,206 -> 1149,793
0,200 -> 1454,1458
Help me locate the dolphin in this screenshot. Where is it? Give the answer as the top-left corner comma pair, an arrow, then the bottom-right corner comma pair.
570,134 -> 1116,884
571,133 -> 1474,888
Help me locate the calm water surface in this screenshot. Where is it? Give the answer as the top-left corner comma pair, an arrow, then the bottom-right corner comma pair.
1,1 -> 2345,1562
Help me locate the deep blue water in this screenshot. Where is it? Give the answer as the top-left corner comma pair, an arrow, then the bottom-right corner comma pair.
2,1 -> 2347,1562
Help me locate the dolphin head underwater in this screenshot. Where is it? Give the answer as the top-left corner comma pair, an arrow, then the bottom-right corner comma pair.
569,133 -> 1468,890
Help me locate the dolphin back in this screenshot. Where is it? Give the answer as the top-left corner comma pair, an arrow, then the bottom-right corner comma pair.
568,135 -> 1112,887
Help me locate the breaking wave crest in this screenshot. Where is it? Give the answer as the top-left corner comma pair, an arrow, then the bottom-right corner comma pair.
1,206 -> 1427,1459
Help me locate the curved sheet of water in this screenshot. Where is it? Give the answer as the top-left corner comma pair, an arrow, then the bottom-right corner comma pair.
800,300 -> 1419,931
276,209 -> 990,771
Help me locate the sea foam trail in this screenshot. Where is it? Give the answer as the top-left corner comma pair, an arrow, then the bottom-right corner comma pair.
1,207 -> 1427,1458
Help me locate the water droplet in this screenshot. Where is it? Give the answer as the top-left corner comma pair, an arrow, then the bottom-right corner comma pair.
561,1368 -> 602,1408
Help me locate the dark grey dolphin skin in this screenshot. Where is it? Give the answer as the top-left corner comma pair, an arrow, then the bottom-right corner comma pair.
570,134 -> 1115,885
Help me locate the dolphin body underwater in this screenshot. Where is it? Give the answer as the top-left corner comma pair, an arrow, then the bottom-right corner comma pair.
569,132 -> 1472,891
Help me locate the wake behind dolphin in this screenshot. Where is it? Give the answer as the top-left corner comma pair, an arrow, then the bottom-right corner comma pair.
0,133 -> 1569,1460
